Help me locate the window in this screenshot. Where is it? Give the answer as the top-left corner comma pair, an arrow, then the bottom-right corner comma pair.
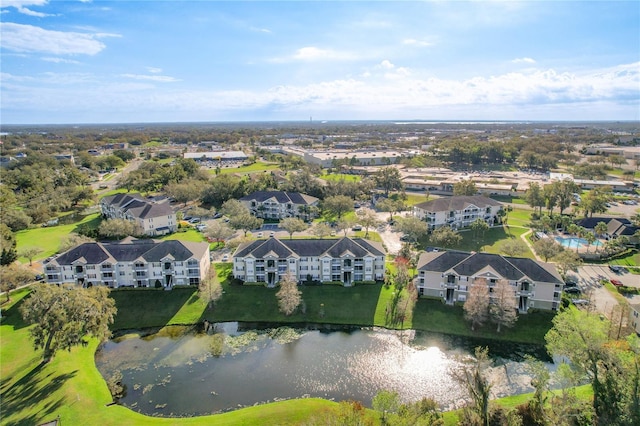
189,278 -> 200,285
267,260 -> 275,268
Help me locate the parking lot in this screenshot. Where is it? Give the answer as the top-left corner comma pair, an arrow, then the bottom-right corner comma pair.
568,265 -> 639,317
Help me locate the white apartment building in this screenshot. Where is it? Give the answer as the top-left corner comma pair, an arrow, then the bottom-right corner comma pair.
416,251 -> 564,312
413,196 -> 503,230
43,238 -> 210,289
232,237 -> 386,286
100,193 -> 177,236
239,191 -> 320,221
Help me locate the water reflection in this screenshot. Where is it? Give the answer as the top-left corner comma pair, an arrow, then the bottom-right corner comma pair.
96,324 -> 551,417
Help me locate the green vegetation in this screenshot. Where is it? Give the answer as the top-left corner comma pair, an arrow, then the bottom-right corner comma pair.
159,228 -> 207,243
215,161 -> 281,175
321,172 -> 362,182
15,213 -> 101,261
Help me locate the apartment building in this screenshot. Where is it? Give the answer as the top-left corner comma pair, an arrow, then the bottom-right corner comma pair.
232,237 -> 386,286
100,193 -> 177,236
43,237 -> 210,288
416,250 -> 563,312
413,196 -> 503,230
239,191 -> 320,221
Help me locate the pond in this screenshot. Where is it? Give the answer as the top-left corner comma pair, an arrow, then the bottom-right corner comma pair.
95,323 -> 555,418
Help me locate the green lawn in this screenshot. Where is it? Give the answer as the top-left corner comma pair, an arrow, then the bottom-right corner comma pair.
214,161 -> 281,175
320,172 -> 362,182
159,228 -> 207,243
15,213 -> 102,262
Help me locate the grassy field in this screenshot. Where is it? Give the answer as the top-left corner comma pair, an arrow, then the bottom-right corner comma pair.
320,172 -> 362,182
15,213 -> 102,262
214,161 -> 281,175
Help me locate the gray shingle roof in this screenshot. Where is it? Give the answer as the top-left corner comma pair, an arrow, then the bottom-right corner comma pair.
233,237 -> 385,258
50,239 -> 208,265
417,250 -> 563,284
239,191 -> 319,205
414,195 -> 502,212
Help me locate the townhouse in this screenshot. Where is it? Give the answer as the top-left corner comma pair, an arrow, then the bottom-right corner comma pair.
413,196 -> 503,230
415,250 -> 564,312
100,193 -> 177,236
239,191 -> 320,221
43,237 -> 210,289
232,237 -> 386,286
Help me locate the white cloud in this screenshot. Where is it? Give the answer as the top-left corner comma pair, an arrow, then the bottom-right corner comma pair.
120,74 -> 181,83
292,47 -> 355,61
1,0 -> 53,17
2,63 -> 638,122
402,38 -> 433,47
376,60 -> 395,70
41,57 -> 81,64
146,67 -> 163,74
0,23 -> 113,55
250,26 -> 271,34
512,57 -> 536,64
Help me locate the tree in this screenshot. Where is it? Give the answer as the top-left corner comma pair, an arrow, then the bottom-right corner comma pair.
220,199 -> 249,218
489,279 -> 518,333
0,264 -> 33,301
280,217 -> 308,239
20,284 -> 116,362
98,218 -> 142,239
355,208 -> 380,238
204,221 -> 234,247
336,218 -> 356,237
525,182 -> 545,215
452,346 -> 492,426
376,198 -> 404,221
323,195 -> 354,220
429,226 -> 462,248
552,249 -> 582,277
372,390 -> 400,424
453,180 -> 477,196
229,213 -> 263,237
396,216 -> 428,243
59,233 -> 95,253
199,267 -> 222,309
464,278 -> 490,331
499,239 -> 528,257
276,272 -> 302,316
533,238 -> 562,262
374,167 -> 404,196
545,307 -> 638,424
310,222 -> 332,239
164,180 -> 202,206
18,247 -> 42,267
470,218 -> 489,239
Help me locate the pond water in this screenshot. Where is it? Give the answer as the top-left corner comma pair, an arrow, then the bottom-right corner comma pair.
95,323 -> 554,418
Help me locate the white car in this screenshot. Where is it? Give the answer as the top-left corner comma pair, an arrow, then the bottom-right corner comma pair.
257,232 -> 264,238
221,254 -> 229,262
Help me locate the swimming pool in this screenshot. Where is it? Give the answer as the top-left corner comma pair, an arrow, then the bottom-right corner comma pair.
554,236 -> 603,249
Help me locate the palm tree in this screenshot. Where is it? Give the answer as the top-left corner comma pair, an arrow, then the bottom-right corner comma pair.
584,232 -> 596,254
594,222 -> 608,253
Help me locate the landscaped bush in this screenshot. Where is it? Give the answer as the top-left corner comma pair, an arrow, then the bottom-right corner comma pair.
323,281 -> 345,286
111,286 -> 162,292
243,281 -> 266,287
353,280 -> 377,286
617,286 -> 640,295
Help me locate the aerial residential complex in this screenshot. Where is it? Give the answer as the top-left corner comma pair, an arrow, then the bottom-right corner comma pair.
43,238 -> 210,288
239,191 -> 320,220
100,193 -> 177,236
416,251 -> 564,312
232,237 -> 386,286
412,195 -> 504,230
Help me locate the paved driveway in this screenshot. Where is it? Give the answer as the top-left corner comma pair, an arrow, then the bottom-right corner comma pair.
569,265 -> 639,317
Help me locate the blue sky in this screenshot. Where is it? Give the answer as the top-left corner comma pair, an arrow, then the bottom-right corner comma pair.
1,1 -> 639,124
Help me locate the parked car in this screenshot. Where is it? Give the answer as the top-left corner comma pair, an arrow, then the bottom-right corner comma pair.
572,299 -> 590,306
610,279 -> 624,287
257,232 -> 264,238
352,225 -> 362,231
221,254 -> 229,262
564,287 -> 582,294
564,282 -> 578,288
609,265 -> 625,273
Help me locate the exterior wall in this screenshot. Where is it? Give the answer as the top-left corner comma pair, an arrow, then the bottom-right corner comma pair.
413,204 -> 502,230
44,251 -> 210,288
100,198 -> 177,236
241,197 -> 318,220
415,269 -> 561,312
233,253 -> 385,285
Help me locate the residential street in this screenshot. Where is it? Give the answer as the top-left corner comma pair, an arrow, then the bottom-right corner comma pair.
568,265 -> 639,317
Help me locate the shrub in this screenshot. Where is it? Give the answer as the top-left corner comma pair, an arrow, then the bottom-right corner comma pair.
243,281 -> 266,287
354,280 -> 377,286
154,280 -> 162,289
